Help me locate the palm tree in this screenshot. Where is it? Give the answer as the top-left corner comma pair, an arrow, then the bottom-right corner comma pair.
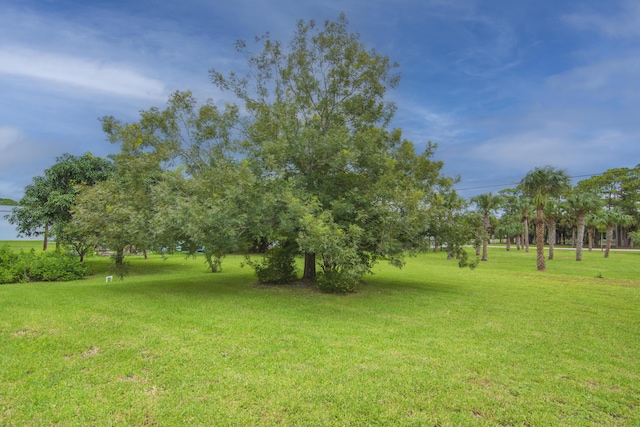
520,166 -> 571,271
593,208 -> 635,258
471,193 -> 502,261
496,213 -> 522,251
543,198 -> 564,260
585,213 -> 600,251
511,196 -> 533,253
566,192 -> 603,261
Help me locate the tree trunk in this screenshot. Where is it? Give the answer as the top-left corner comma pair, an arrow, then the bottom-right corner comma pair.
506,236 -> 511,251
43,224 -> 49,251
115,248 -> 125,266
516,235 -> 521,251
604,225 -> 613,258
303,252 -> 316,281
523,216 -> 529,253
575,214 -> 586,261
588,228 -> 594,251
535,208 -> 546,271
481,215 -> 489,261
548,220 -> 557,260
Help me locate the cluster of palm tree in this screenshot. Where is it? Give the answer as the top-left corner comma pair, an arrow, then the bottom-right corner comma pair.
471,166 -> 637,271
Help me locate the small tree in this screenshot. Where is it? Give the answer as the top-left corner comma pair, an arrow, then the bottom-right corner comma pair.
520,166 -> 571,271
543,198 -> 564,260
593,208 -> 635,258
471,193 -> 502,261
566,192 -> 603,261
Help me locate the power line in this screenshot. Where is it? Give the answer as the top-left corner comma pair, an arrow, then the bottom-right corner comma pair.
454,172 -> 605,192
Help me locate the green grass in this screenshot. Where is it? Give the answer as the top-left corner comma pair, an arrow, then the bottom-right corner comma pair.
1,240 -> 44,252
1,243 -> 639,425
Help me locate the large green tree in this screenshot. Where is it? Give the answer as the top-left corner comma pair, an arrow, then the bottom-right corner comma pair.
520,166 -> 571,271
9,153 -> 113,252
210,15 -> 455,286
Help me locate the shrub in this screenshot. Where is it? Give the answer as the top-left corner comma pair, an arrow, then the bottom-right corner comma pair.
29,251 -> 90,281
0,245 -> 89,284
0,244 -> 27,283
316,269 -> 360,293
246,244 -> 298,284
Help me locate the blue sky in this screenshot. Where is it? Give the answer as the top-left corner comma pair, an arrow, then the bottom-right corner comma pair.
1,0 -> 639,207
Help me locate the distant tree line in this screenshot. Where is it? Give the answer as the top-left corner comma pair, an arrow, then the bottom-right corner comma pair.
0,198 -> 19,206
471,165 -> 639,271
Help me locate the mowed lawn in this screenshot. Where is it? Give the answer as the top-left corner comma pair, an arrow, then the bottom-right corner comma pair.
1,243 -> 639,426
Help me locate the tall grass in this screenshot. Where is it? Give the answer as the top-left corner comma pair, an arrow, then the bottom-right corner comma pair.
1,243 -> 639,425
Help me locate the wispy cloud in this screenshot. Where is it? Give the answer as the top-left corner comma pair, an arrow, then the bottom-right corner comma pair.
0,126 -> 64,199
0,46 -> 167,100
564,0 -> 640,38
0,126 -> 60,171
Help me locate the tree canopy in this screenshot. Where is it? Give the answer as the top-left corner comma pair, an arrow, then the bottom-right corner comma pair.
8,152 -> 113,252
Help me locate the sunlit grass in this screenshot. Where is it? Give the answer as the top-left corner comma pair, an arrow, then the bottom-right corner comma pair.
1,240 -> 43,252
1,242 -> 639,425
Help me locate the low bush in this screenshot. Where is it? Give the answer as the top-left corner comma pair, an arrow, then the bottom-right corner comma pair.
246,244 -> 298,284
0,244 -> 89,284
316,269 -> 360,293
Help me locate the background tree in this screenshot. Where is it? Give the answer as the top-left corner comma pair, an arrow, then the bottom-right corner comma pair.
71,116 -> 174,268
0,198 -> 18,206
425,191 -> 478,267
495,213 -> 521,251
566,192 -> 603,261
577,165 -> 639,246
471,193 -> 502,261
543,198 -> 564,260
514,196 -> 533,252
593,208 -> 635,258
519,166 -> 571,271
585,213 -> 601,251
9,153 -> 113,252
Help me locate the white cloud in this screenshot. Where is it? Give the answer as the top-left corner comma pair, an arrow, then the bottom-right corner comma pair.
396,102 -> 463,146
0,46 -> 167,100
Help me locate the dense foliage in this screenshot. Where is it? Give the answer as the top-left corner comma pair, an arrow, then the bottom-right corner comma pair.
8,152 -> 113,254
0,244 -> 89,284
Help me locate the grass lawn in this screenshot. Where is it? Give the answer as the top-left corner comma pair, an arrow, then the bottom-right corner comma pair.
1,243 -> 639,425
1,240 -> 46,252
